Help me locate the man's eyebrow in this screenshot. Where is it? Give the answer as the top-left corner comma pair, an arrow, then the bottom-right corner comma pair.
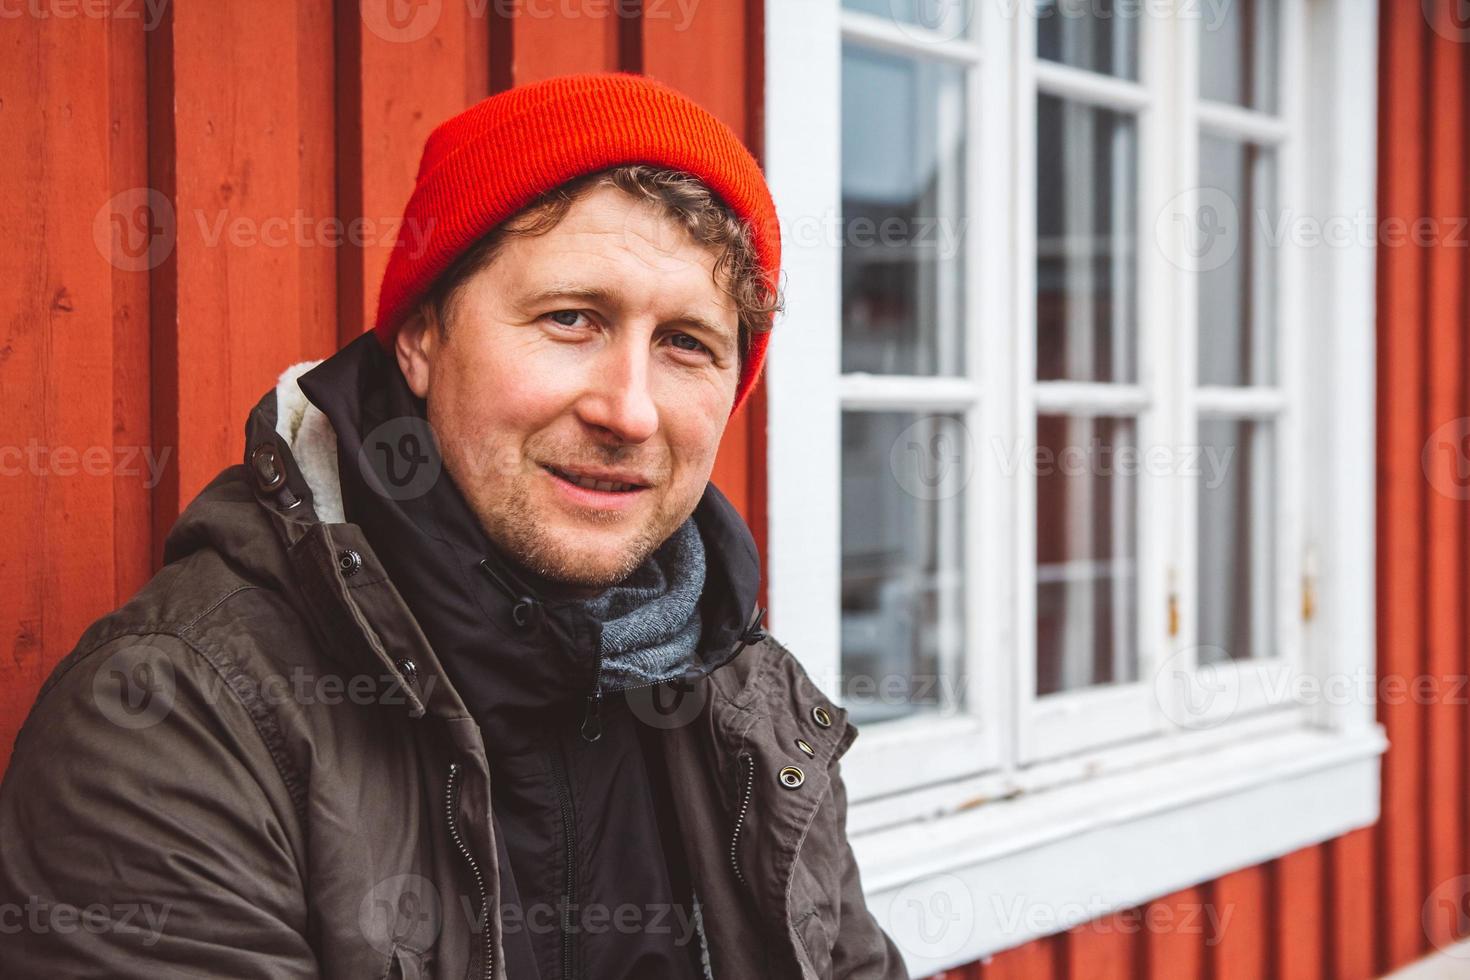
520,282 -> 737,349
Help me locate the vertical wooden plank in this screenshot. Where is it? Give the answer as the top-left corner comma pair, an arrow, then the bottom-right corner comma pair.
1142,887 -> 1208,980
0,12 -> 118,769
1062,910 -> 1140,980
1208,867 -> 1268,980
510,0 -> 625,83
1374,0 -> 1430,971
1422,0 -> 1469,957
1326,827 -> 1376,980
147,1 -> 340,558
338,1 -> 493,349
1272,846 -> 1324,980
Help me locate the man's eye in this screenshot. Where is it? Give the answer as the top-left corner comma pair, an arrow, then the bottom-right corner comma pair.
669,333 -> 711,355
546,310 -> 587,328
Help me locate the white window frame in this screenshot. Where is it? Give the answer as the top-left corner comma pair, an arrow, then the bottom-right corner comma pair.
764,0 -> 1385,973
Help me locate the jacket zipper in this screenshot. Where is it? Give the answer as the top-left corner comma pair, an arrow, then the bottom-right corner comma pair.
445,762 -> 494,980
728,752 -> 755,886
548,739 -> 580,980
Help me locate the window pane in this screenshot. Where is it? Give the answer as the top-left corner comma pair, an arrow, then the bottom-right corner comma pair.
842,0 -> 973,38
842,46 -> 967,376
1200,0 -> 1278,112
841,412 -> 968,724
1036,95 -> 1138,383
1197,419 -> 1276,664
1036,414 -> 1139,695
1198,136 -> 1277,386
1036,0 -> 1140,80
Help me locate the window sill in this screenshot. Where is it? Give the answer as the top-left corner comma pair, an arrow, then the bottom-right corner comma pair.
851,724 -> 1387,976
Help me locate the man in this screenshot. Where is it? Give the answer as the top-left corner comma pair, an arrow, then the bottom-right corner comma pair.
0,73 -> 908,978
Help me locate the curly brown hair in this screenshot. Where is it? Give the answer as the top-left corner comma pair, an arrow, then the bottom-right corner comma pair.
414,164 -> 782,372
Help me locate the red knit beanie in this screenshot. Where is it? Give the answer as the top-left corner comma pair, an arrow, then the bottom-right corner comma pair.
373,71 -> 781,418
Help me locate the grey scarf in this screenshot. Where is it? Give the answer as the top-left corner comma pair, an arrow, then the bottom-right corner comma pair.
575,515 -> 707,690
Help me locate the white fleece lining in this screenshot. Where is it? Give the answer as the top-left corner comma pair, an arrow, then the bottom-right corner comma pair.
272,360 -> 345,524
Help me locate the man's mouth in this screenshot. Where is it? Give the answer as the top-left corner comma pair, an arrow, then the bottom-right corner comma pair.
540,463 -> 649,494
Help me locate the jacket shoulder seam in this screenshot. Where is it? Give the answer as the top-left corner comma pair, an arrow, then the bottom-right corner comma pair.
34,586 -> 310,824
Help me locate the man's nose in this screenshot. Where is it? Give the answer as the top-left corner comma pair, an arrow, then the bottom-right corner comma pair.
575,334 -> 659,443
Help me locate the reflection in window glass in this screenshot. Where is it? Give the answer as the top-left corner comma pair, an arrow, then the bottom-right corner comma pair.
1036,95 -> 1138,383
1197,419 -> 1276,663
1200,0 -> 1278,112
1198,135 -> 1277,386
841,412 -> 968,724
1036,0 -> 1139,80
1036,414 -> 1139,695
842,46 -> 967,376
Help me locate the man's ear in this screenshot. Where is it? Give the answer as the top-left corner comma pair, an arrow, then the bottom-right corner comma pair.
394,305 -> 438,399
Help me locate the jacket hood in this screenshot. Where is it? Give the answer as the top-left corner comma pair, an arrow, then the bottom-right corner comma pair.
167,332 -> 767,746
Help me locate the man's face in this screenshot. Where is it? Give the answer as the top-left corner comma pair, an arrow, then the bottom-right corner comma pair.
395,184 -> 740,596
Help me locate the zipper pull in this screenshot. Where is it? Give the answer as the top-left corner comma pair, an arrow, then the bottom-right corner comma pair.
581,688 -> 603,742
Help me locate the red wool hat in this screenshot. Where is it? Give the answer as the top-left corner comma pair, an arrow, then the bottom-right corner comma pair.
373,71 -> 782,418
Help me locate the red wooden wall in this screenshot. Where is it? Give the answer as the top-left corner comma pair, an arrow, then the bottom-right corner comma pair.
1,4 -> 1467,980
0,0 -> 767,773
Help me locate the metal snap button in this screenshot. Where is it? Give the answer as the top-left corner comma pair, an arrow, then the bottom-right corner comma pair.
337,549 -> 363,577
249,443 -> 285,492
394,658 -> 417,685
778,766 -> 805,789
795,738 -> 815,757
811,705 -> 832,728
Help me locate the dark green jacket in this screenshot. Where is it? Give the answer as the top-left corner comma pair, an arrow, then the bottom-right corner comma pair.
0,366 -> 909,980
